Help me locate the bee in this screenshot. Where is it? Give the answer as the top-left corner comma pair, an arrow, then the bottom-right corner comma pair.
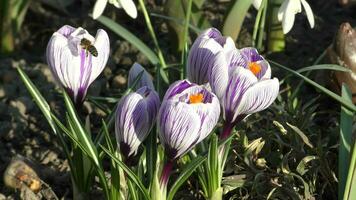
80,38 -> 98,57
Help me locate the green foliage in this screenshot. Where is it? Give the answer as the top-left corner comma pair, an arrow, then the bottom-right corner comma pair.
339,84 -> 354,199
164,0 -> 210,51
0,0 -> 30,53
223,0 -> 252,42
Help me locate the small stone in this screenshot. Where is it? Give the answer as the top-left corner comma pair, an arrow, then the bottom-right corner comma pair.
0,86 -> 5,98
121,57 -> 132,66
3,156 -> 41,192
112,74 -> 127,88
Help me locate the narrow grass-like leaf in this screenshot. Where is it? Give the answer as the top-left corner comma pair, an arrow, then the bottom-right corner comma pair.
339,84 -> 353,200
222,0 -> 252,41
286,123 -> 314,148
100,145 -> 151,200
63,91 -> 99,165
150,13 -> 201,33
297,64 -> 351,73
269,60 -> 356,112
16,66 -> 72,166
167,156 -> 206,200
96,15 -> 159,66
296,156 -> 318,176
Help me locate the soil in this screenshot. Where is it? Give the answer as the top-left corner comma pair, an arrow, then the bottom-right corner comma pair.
0,0 -> 355,199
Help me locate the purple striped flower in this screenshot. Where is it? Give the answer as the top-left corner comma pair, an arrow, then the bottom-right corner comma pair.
128,62 -> 154,90
209,47 -> 279,138
46,25 -> 110,104
115,86 -> 160,158
158,80 -> 220,160
187,28 -> 236,85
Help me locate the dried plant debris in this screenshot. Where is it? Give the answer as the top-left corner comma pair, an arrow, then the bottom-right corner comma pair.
3,156 -> 58,200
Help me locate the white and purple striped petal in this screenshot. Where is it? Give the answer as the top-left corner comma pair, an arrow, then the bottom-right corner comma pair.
115,86 -> 160,157
46,25 -> 110,104
158,80 -> 220,160
187,28 -> 234,85
128,62 -> 154,90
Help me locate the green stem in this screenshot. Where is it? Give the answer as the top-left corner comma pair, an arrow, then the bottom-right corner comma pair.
180,0 -> 193,79
138,0 -> 168,84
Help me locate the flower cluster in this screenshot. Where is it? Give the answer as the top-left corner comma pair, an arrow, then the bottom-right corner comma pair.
187,28 -> 279,138
47,25 -> 278,168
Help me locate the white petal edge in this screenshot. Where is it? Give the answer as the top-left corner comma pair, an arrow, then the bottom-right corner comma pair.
234,78 -> 279,117
119,0 -> 137,19
93,0 -> 108,19
90,29 -> 110,84
301,0 -> 315,28
209,51 -> 229,100
252,0 -> 262,10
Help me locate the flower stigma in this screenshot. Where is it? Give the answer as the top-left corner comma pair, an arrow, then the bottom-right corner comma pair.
248,62 -> 261,76
189,93 -> 204,104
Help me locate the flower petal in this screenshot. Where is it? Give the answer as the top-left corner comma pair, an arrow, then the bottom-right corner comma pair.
252,0 -> 262,10
116,92 -> 150,156
301,0 -> 315,28
158,100 -> 200,159
192,93 -> 220,143
90,29 -> 110,84
187,37 -> 224,84
118,0 -> 137,19
136,86 -> 160,128
234,78 -> 279,117
93,0 -> 108,19
222,67 -> 258,123
128,63 -> 154,90
163,80 -> 194,101
56,25 -> 76,37
209,51 -> 229,99
277,0 -> 289,22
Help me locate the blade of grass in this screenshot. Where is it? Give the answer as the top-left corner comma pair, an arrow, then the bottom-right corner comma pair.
16,66 -> 73,169
180,0 -> 193,80
63,90 -> 99,165
96,16 -> 159,66
339,84 -> 353,199
100,145 -> 151,200
150,12 -> 201,34
222,0 -> 252,41
297,64 -> 351,73
167,156 -> 206,200
138,0 -> 169,84
269,60 -> 356,112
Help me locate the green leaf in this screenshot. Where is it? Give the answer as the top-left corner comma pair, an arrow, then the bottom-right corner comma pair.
62,90 -> 99,165
297,64 -> 351,73
296,156 -> 318,176
164,0 -> 210,51
222,0 -> 252,41
96,15 -> 159,66
269,60 -> 356,112
100,145 -> 151,200
167,156 -> 206,200
339,84 -> 354,200
286,123 -> 314,148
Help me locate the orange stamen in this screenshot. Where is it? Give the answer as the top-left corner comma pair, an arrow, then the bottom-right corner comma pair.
248,62 -> 261,76
189,93 -> 204,104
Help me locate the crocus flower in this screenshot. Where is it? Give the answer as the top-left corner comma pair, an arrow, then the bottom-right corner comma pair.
128,62 -> 155,90
92,0 -> 137,19
46,25 -> 110,104
187,28 -> 236,85
253,0 -> 314,34
210,47 -> 279,138
158,80 -> 220,160
115,86 -> 160,158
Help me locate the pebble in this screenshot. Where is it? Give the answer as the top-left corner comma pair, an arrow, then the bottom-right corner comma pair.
112,74 -> 127,88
